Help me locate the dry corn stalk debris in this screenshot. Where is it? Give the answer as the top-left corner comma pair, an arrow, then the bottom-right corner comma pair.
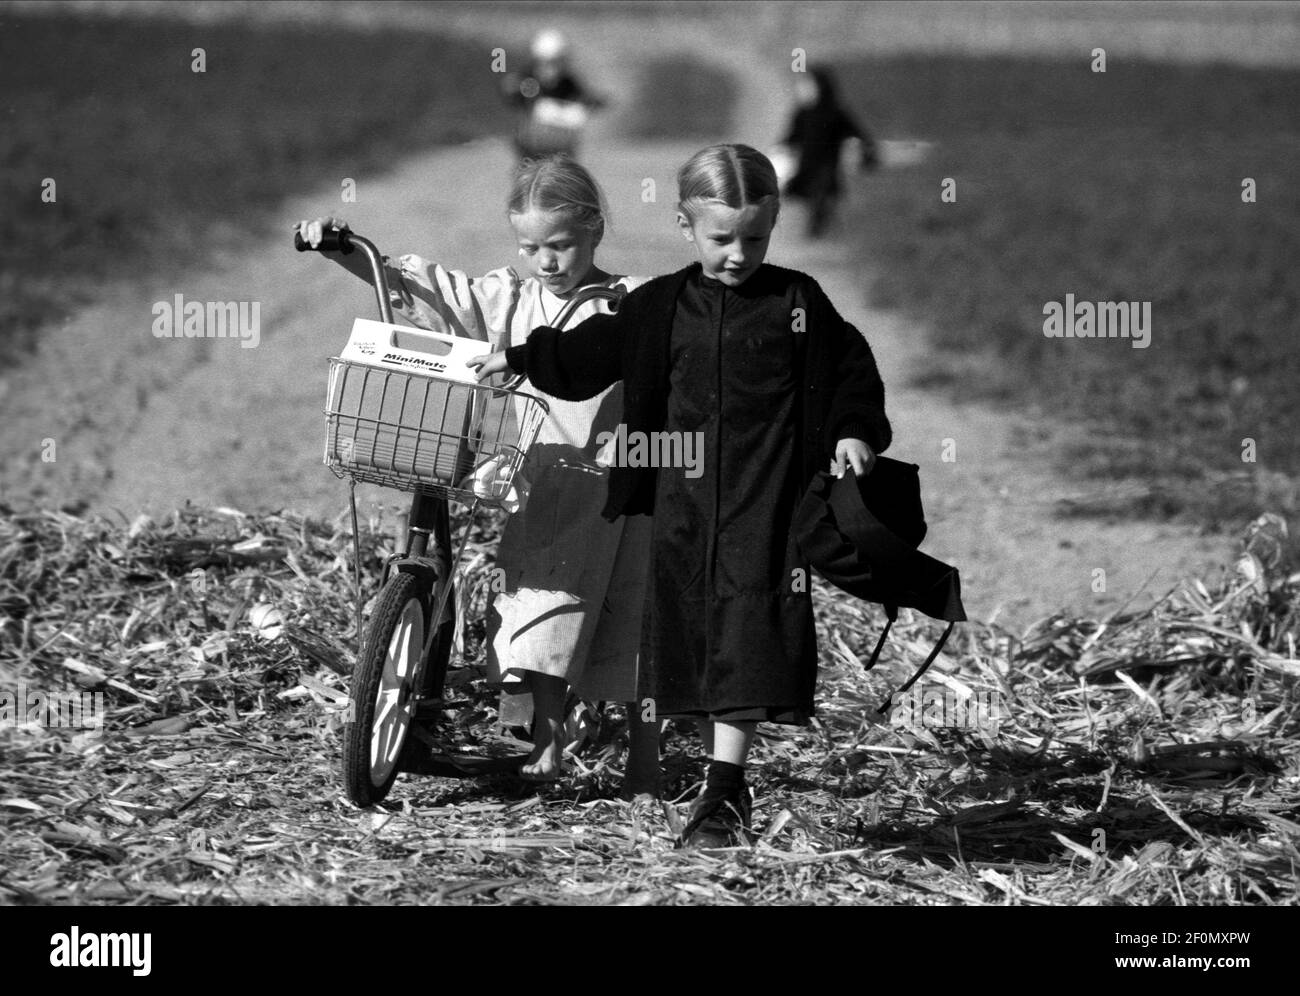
0,503 -> 1296,906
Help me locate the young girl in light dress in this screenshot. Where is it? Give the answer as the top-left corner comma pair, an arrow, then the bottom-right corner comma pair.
297,155 -> 658,793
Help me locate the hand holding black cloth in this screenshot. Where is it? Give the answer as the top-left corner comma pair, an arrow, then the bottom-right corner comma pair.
794,458 -> 966,715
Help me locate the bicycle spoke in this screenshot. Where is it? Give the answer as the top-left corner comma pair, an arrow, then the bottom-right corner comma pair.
367,597 -> 424,786
374,708 -> 410,768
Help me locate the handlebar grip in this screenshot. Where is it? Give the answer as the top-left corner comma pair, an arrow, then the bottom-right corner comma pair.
293,227 -> 353,254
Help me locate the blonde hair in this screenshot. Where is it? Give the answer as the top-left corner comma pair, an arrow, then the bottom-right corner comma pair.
507,154 -> 608,242
677,144 -> 781,222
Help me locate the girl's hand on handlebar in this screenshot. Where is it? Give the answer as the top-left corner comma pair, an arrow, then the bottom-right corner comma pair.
295,216 -> 349,250
467,351 -> 511,382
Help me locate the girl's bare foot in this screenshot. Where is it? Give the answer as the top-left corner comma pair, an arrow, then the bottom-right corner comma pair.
519,673 -> 569,782
519,715 -> 566,782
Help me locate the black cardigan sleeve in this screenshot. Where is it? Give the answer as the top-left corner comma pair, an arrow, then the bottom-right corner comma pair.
808,278 -> 891,454
828,322 -> 891,454
507,310 -> 627,403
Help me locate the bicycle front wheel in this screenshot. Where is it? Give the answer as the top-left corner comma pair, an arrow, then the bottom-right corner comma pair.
342,572 -> 428,806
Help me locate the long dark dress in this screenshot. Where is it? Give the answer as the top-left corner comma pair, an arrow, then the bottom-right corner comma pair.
641,269 -> 818,722
509,262 -> 894,722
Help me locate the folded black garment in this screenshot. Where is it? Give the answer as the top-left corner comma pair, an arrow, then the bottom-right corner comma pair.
794,458 -> 965,622
794,458 -> 967,715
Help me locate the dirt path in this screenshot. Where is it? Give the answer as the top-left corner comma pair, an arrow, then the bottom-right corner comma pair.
0,11 -> 1234,630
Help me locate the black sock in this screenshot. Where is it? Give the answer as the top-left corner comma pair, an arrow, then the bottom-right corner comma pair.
704,760 -> 745,799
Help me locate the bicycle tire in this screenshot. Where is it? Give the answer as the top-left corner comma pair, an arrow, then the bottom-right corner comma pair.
342,572 -> 428,806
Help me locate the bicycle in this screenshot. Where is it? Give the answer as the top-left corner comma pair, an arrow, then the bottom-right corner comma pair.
295,226 -> 624,806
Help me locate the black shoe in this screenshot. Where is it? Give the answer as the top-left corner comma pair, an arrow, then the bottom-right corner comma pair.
679,786 -> 754,848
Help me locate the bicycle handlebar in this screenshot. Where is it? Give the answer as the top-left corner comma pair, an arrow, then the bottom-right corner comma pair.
295,226 -> 394,324
552,285 -> 624,330
296,226 -> 625,366
293,227 -> 351,255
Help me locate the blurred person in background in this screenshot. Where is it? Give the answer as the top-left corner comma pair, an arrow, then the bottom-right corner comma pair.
502,29 -> 606,163
776,65 -> 877,238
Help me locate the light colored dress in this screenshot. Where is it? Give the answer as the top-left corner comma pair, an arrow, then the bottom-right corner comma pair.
386,255 -> 652,703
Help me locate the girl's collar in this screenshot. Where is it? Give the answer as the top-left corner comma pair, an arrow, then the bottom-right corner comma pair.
537,270 -> 618,299
695,262 -> 770,295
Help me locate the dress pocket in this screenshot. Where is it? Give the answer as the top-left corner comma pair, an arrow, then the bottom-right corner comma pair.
728,325 -> 798,416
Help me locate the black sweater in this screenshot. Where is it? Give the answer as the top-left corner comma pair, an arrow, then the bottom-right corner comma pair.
505,262 -> 891,521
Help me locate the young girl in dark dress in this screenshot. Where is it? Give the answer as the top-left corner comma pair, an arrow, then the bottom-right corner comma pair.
779,65 -> 877,238
470,144 -> 891,846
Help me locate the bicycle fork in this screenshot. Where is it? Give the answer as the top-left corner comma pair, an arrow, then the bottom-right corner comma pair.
390,490 -> 478,683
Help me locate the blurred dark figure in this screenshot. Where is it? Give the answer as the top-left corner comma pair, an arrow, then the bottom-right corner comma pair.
779,65 -> 877,238
502,30 -> 605,163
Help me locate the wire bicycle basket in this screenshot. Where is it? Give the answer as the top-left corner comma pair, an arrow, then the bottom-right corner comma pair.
323,319 -> 548,507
